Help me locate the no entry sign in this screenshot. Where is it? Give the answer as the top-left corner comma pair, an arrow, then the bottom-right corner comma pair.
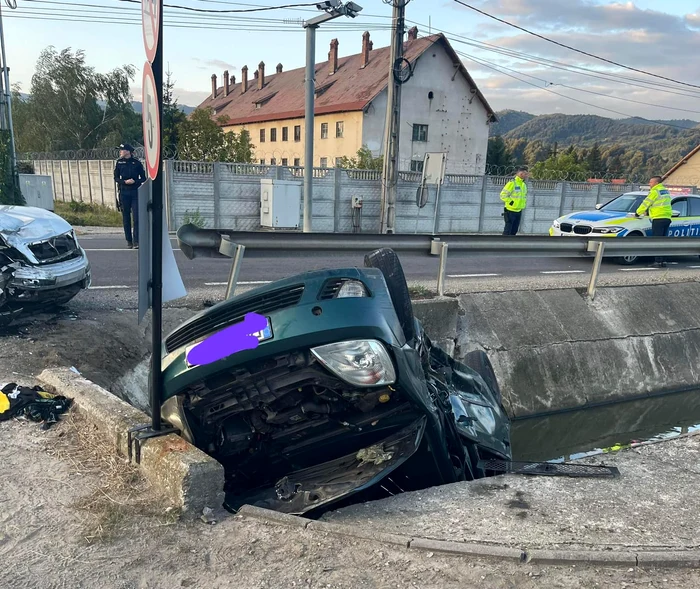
142,62 -> 161,180
142,0 -> 160,64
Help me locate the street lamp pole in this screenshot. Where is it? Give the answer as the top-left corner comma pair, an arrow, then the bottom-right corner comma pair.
302,1 -> 362,233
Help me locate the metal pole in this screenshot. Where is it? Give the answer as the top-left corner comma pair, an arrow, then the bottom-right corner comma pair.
380,0 -> 407,234
437,242 -> 448,296
587,241 -> 605,300
0,3 -> 16,180
225,244 -> 246,300
150,0 -> 165,432
303,25 -> 316,233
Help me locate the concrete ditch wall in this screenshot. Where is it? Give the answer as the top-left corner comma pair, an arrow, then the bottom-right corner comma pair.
413,282 -> 700,419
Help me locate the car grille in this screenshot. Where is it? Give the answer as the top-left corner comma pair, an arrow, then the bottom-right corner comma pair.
29,233 -> 81,263
573,225 -> 592,235
165,284 -> 305,353
560,223 -> 573,233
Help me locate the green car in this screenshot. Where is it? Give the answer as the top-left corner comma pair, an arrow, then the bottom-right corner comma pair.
160,249 -> 511,515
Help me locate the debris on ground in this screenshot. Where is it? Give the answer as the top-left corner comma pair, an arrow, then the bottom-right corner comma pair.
0,382 -> 72,429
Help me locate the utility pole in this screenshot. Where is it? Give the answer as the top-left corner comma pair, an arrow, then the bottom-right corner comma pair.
379,0 -> 410,234
302,1 -> 362,233
0,2 -> 18,189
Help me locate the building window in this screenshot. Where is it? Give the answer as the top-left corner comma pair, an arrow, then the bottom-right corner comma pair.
282,158 -> 288,166
294,125 -> 301,142
412,124 -> 428,142
271,158 -> 277,165
320,123 -> 328,139
260,129 -> 266,143
294,158 -> 300,167
336,121 -> 344,138
270,128 -> 277,142
335,157 -> 343,167
282,127 -> 289,142
260,159 -> 266,165
320,157 -> 328,168
410,160 -> 424,173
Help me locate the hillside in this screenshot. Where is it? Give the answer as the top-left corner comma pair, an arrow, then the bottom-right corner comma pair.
489,110 -> 536,136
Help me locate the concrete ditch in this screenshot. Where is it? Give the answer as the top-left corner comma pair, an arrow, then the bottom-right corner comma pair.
413,282 -> 700,418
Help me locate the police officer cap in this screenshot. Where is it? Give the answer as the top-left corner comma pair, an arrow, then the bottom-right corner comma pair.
119,143 -> 134,152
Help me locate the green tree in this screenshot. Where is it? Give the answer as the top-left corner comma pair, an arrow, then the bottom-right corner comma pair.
585,142 -> 604,174
163,68 -> 186,156
13,47 -> 136,152
531,153 -> 591,181
177,107 -> 255,162
337,145 -> 383,170
523,140 -> 550,166
486,136 -> 513,169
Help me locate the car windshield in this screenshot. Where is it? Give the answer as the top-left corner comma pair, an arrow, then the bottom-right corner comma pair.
600,195 -> 645,213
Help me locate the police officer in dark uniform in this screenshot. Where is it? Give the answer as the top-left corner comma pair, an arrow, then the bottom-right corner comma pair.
114,143 -> 146,249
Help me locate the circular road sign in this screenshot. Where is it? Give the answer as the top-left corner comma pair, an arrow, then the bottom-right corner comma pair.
142,62 -> 161,180
142,0 -> 160,64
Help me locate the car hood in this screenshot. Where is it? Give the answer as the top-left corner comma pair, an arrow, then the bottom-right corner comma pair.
0,206 -> 73,243
561,210 -> 627,223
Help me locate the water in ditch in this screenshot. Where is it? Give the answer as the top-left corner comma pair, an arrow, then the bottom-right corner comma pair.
511,388 -> 700,463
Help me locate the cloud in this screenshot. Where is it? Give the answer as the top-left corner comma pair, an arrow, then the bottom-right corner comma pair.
451,0 -> 700,117
192,58 -> 238,72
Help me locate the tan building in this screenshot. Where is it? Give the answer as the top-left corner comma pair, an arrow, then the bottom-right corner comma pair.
198,28 -> 496,174
663,145 -> 700,186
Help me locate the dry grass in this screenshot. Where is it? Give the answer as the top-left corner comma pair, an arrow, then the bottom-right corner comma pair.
47,409 -> 180,544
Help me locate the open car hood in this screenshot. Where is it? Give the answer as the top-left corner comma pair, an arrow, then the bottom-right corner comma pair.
0,206 -> 73,245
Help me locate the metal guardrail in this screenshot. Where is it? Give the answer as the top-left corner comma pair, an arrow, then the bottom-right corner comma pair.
176,224 -> 700,300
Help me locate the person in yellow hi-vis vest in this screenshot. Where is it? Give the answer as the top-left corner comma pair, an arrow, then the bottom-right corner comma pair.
500,166 -> 530,236
635,175 -> 673,268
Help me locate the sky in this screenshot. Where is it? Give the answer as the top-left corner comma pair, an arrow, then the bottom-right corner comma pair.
4,0 -> 700,120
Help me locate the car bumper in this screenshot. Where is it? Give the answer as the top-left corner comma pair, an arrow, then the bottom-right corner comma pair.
9,252 -> 91,291
549,227 -> 622,237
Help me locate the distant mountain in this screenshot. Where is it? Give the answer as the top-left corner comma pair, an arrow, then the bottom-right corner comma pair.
489,110 -> 536,136
130,101 -> 195,114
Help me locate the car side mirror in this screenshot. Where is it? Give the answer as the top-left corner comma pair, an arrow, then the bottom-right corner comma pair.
672,210 -> 681,218
595,203 -> 602,210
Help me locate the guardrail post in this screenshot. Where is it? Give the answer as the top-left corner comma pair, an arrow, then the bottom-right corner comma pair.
223,242 -> 246,300
587,241 -> 605,300
436,242 -> 449,296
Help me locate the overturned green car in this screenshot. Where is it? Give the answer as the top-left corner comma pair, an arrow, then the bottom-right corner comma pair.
159,249 -> 511,515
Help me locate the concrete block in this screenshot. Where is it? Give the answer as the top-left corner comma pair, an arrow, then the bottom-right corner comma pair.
408,537 -> 526,561
527,549 -> 638,566
238,504 -> 310,529
306,521 -> 412,547
38,368 -> 225,516
636,551 -> 700,569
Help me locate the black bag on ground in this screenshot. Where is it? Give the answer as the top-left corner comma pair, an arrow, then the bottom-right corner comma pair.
0,383 -> 72,428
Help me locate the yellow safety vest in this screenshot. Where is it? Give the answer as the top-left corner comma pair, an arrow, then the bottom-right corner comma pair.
500,176 -> 528,212
636,183 -> 673,220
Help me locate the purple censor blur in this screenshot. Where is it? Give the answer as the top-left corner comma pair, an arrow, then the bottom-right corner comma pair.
186,312 -> 269,366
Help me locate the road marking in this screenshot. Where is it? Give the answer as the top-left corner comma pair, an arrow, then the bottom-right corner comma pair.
84,248 -> 181,252
540,270 -> 586,274
89,285 -> 130,290
205,281 -> 272,286
619,268 -> 659,272
447,273 -> 500,278
689,266 -> 700,269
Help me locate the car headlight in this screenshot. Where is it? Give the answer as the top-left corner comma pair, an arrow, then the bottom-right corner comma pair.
311,340 -> 396,387
592,226 -> 624,234
160,395 -> 195,444
336,279 -> 368,298
553,219 -> 561,229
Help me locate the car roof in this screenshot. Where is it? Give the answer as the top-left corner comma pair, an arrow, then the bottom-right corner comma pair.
619,191 -> 700,198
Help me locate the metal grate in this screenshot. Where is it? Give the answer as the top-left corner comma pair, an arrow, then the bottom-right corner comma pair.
478,459 -> 620,478
560,223 -> 573,233
165,284 -> 304,353
573,225 -> 593,235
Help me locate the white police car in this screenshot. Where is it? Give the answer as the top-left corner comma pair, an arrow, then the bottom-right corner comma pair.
549,191 -> 700,264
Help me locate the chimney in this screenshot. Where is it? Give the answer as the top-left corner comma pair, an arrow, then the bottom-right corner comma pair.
329,38 -> 339,75
223,70 -> 230,96
211,74 -> 217,99
241,65 -> 248,93
231,74 -> 236,87
258,61 -> 265,90
361,31 -> 371,68
276,63 -> 283,74
369,41 -> 374,51
407,26 -> 418,41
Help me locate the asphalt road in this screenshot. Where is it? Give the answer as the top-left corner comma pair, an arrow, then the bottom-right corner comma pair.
79,235 -> 700,290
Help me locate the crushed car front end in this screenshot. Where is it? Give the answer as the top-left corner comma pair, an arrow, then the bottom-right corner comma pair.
160,267 -> 511,515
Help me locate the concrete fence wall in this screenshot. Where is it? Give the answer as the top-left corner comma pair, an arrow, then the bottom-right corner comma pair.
29,158 -> 647,234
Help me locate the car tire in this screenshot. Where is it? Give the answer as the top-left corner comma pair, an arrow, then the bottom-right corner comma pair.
463,350 -> 502,406
364,248 -> 416,343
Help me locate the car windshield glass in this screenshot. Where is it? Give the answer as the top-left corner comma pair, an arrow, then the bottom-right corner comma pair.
601,195 -> 644,212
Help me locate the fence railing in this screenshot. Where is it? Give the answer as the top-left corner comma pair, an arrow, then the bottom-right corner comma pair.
176,226 -> 700,300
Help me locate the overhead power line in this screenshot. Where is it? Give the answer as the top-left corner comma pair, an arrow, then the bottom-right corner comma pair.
115,0 -> 324,14
451,0 -> 700,90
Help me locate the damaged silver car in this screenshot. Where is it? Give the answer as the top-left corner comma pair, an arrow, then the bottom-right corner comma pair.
0,205 -> 91,321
